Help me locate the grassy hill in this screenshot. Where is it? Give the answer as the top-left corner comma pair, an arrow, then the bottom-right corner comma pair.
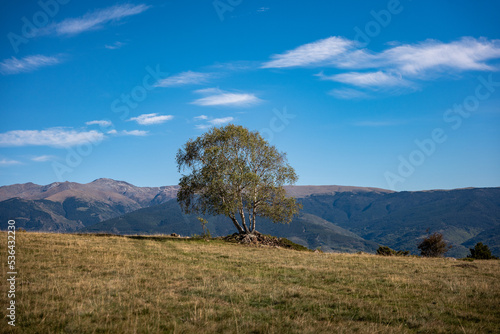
2,232 -> 499,333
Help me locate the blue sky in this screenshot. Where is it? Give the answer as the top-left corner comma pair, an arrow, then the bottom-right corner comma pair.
0,0 -> 499,191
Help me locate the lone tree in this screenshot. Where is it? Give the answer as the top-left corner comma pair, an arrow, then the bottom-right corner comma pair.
417,232 -> 451,257
176,124 -> 300,235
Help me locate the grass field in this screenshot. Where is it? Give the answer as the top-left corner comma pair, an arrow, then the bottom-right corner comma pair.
1,232 -> 500,333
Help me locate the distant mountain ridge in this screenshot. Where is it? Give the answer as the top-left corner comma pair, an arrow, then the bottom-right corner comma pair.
0,179 -> 179,232
1,179 -> 499,257
0,178 -> 179,205
0,179 -> 390,234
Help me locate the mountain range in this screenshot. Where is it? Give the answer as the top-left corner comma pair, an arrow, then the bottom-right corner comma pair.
1,179 -> 499,257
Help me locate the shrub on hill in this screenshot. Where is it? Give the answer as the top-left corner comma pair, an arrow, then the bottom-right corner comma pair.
418,232 -> 452,257
376,245 -> 410,256
468,242 -> 498,260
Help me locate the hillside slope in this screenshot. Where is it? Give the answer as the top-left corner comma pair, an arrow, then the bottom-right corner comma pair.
85,187 -> 500,257
83,199 -> 379,253
299,188 -> 500,257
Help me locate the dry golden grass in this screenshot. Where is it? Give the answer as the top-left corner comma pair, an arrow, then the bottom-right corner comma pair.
1,232 -> 499,333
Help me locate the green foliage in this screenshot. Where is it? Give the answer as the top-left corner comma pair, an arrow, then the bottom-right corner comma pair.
418,232 -> 452,257
468,242 -> 498,260
272,236 -> 311,252
376,245 -> 410,256
176,124 -> 301,234
197,217 -> 211,239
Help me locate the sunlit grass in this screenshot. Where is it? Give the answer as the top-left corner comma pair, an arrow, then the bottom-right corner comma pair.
1,232 -> 499,333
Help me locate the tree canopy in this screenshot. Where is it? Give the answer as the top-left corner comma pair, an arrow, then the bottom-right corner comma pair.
468,242 -> 497,260
417,232 -> 451,257
176,124 -> 300,234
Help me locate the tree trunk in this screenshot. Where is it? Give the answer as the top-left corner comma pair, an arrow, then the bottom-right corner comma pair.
250,207 -> 256,232
230,215 -> 245,234
239,208 -> 250,234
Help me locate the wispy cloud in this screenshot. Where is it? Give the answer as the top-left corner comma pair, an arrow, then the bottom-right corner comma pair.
0,55 -> 62,75
31,155 -> 56,162
328,88 -> 371,100
208,60 -> 258,72
155,71 -> 213,87
45,4 -> 150,36
195,117 -> 235,129
257,7 -> 270,12
86,120 -> 112,127
264,36 -> 500,74
0,128 -> 104,148
121,130 -> 148,136
318,71 -> 411,88
105,41 -> 126,50
129,113 -> 174,125
381,37 -> 500,76
262,36 -> 355,68
191,88 -> 262,107
194,115 -> 208,120
264,36 -> 500,98
194,87 -> 223,95
0,158 -> 22,166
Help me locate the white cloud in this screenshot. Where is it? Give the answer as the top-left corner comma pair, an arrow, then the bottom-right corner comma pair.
209,117 -> 234,125
107,129 -> 118,135
129,113 -> 174,125
47,4 -> 150,36
0,159 -> 22,166
194,115 -> 208,120
262,36 -> 355,68
319,71 -> 411,88
191,88 -> 262,107
263,36 -> 500,75
105,41 -> 126,50
121,130 -> 148,136
31,155 -> 56,162
257,7 -> 270,12
194,87 -> 223,95
265,36 -> 500,98
0,128 -> 104,148
195,117 -> 234,129
86,120 -> 112,127
328,88 -> 371,100
155,71 -> 212,87
0,55 -> 62,75
380,37 -> 500,76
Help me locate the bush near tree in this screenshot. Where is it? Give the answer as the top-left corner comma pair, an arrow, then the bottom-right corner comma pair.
417,232 -> 452,257
468,242 -> 498,260
376,246 -> 410,256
